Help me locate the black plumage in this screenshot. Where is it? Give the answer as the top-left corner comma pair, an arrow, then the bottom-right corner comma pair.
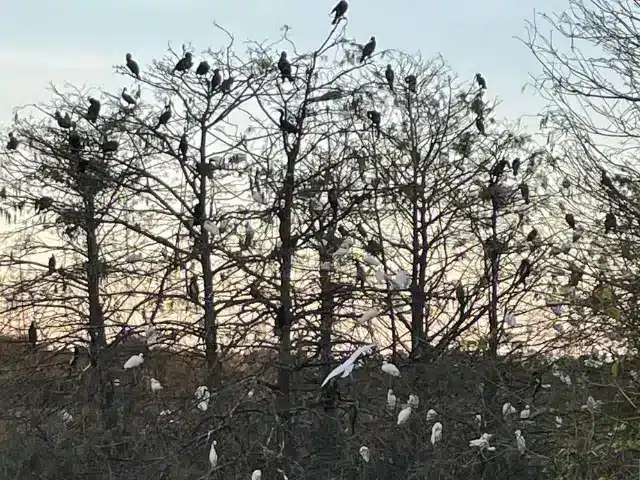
405,75 -> 417,93
328,187 -> 339,216
385,64 -> 394,91
366,110 -> 381,138
121,87 -> 136,106
278,52 -> 293,82
174,52 -> 193,73
601,171 -> 614,190
179,133 -> 188,157
456,283 -> 466,313
102,140 -> 119,154
211,69 -> 222,91
331,0 -> 348,25
491,159 -> 509,178
365,240 -> 383,257
54,111 -> 72,129
6,132 -> 18,150
475,73 -> 487,89
512,158 -> 521,176
155,103 -> 172,129
605,212 -> 616,234
28,321 -> 37,348
475,116 -> 486,135
517,259 -> 532,287
526,229 -> 538,242
519,183 -> 530,204
278,109 -> 298,135
565,213 -> 576,229
196,61 -> 210,76
126,53 -> 140,79
69,129 -> 82,152
188,276 -> 199,304
220,77 -> 234,94
86,97 -> 101,123
48,254 -> 56,274
360,37 -> 376,63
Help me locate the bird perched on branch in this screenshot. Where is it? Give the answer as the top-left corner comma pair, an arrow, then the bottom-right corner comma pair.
277,52 -> 293,82
385,64 -> 394,91
278,109 -> 298,134
54,111 -> 72,129
367,110 -> 381,138
211,69 -> 222,91
155,103 -> 172,130
86,97 -> 100,123
475,73 -> 487,89
126,53 -> 140,79
121,87 -> 136,106
6,132 -> 18,150
360,37 -> 376,63
48,255 -> 56,274
405,75 -> 417,93
196,61 -> 210,76
174,52 -> 193,73
28,321 -> 37,349
331,0 -> 348,25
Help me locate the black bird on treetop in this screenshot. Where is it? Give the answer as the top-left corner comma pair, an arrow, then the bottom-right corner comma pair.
360,37 -> 376,63
126,53 -> 140,79
331,0 -> 348,25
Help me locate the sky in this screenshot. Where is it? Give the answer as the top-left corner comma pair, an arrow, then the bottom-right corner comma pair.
0,0 -> 567,125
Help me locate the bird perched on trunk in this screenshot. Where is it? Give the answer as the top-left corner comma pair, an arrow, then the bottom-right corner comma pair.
155,103 -> 172,130
277,52 -> 293,82
188,276 -> 199,305
126,53 -> 140,79
278,109 -> 298,134
512,158 -> 521,176
475,116 -> 486,135
196,61 -> 210,76
331,0 -> 348,24
565,213 -> 576,229
328,187 -> 339,217
48,254 -> 56,274
491,159 -> 509,178
385,64 -> 395,91
86,97 -> 101,123
6,132 -> 18,150
456,283 -> 466,313
604,212 -> 616,234
526,229 -> 538,242
475,73 -> 487,89
220,77 -> 234,94
173,52 -> 193,73
55,111 -> 72,129
519,183 -> 530,204
179,133 -> 188,158
405,75 -> 417,93
121,87 -> 136,106
360,37 -> 376,63
211,69 -> 222,91
516,259 -> 532,287
367,110 -> 381,138
28,321 -> 37,349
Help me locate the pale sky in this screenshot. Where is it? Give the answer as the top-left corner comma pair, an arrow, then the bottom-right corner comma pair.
0,0 -> 566,124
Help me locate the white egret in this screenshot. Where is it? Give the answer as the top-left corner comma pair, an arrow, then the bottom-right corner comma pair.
59,409 -> 73,424
469,433 -> 495,451
124,353 -> 144,369
150,378 -> 163,392
359,445 -> 370,462
515,429 -> 526,454
195,385 -> 210,411
320,343 -> 376,387
520,405 -> 531,420
408,394 -> 419,408
359,308 -> 380,322
113,378 -> 121,386
251,470 -> 262,480
555,416 -> 562,428
397,405 -> 412,425
583,396 -> 599,413
248,389 -> 255,398
426,408 -> 437,421
474,414 -> 482,428
392,269 -> 410,289
363,252 -> 380,266
203,220 -> 219,235
209,439 -> 218,468
381,359 -> 400,377
145,325 -> 158,350
502,402 -> 516,417
431,422 -> 443,445
387,389 -> 397,410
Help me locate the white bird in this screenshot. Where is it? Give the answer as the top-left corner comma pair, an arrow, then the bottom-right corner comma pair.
515,429 -> 526,454
150,378 -> 163,392
431,422 -> 443,445
332,239 -> 352,260
125,252 -> 143,263
363,252 -> 380,266
252,190 -> 266,204
469,433 -> 495,451
251,470 -> 262,480
359,308 -> 380,322
145,325 -> 158,350
59,409 -> 74,424
375,269 -> 386,283
195,385 -> 210,411
387,389 -> 397,410
474,414 -> 482,428
124,353 -> 144,369
381,359 -> 400,377
397,405 -> 412,425
209,439 -> 218,468
320,343 -> 376,387
113,378 -> 121,386
203,220 -> 219,235
555,416 -> 563,428
248,389 -> 255,398
359,445 -> 370,463
426,408 -> 437,421
408,394 -> 419,408
502,402 -> 516,417
392,269 -> 410,289
520,405 -> 531,420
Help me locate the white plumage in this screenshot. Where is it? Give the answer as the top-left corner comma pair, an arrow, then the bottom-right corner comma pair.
502,402 -> 516,417
150,378 -> 163,392
123,353 -> 144,369
430,422 -> 443,445
359,445 -> 370,463
145,325 -> 158,350
408,394 -> 419,408
195,385 -> 210,411
381,359 -> 400,377
359,308 -> 380,322
387,389 -> 397,410
363,252 -> 380,266
251,469 -> 262,480
209,440 -> 218,468
203,220 -> 219,235
426,408 -> 437,421
515,430 -> 526,454
469,433 -> 495,451
397,405 -> 412,425
520,405 -> 531,420
320,343 -> 376,387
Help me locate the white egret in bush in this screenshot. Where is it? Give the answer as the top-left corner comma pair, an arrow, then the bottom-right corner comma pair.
502,402 -> 516,417
124,353 -> 143,369
150,378 -> 163,392
555,416 -> 562,428
209,439 -> 218,468
332,238 -> 353,260
408,394 -> 419,408
363,252 -> 380,266
474,414 -> 482,428
426,408 -> 437,421
397,405 -> 412,425
203,220 -> 219,235
251,470 -> 262,480
320,343 -> 376,387
387,389 -> 397,410
583,396 -> 599,413
113,378 -> 121,386
520,405 -> 531,420
431,422 -> 443,445
381,359 -> 400,377
248,389 -> 255,398
359,445 -> 370,463
59,409 -> 73,424
515,430 -> 526,454
392,269 -> 410,289
359,307 -> 380,322
469,433 -> 495,451
145,325 -> 158,350
195,385 -> 210,411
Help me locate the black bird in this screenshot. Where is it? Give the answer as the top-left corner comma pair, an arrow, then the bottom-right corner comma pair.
519,183 -> 530,204
211,69 -> 222,90
456,283 -> 466,313
196,61 -> 210,76
366,110 -> 381,138
6,132 -> 18,150
188,276 -> 199,304
48,254 -> 56,274
102,140 -> 119,153
69,345 -> 79,367
405,74 -> 417,93
328,187 -> 339,216
517,259 -> 532,287
601,171 -> 614,190
365,239 -> 383,257
565,213 -> 576,229
28,321 -> 37,348
355,260 -> 365,288
491,159 -> 509,178
475,73 -> 487,89
121,87 -> 136,106
475,116 -> 486,135
605,212 -> 616,234
278,109 -> 298,134
174,52 -> 193,73
69,129 -> 82,152
54,111 -> 72,129
179,133 -> 188,157
155,103 -> 172,129
193,201 -> 204,224
356,224 -> 368,240
360,37 -> 376,63
385,64 -> 394,91
86,97 -> 101,123
220,77 -> 234,94
331,0 -> 348,24
512,158 -> 521,176
526,229 -> 538,242
126,53 -> 140,79
278,52 -> 293,82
